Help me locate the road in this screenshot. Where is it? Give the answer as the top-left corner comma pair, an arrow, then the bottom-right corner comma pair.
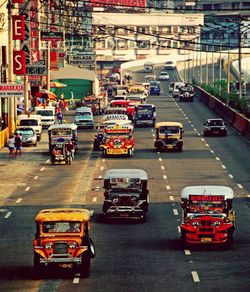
0,68 -> 249,292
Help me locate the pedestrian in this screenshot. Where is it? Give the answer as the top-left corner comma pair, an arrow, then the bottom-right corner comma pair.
56,110 -> 63,124
14,132 -> 22,157
70,89 -> 74,104
7,134 -> 15,157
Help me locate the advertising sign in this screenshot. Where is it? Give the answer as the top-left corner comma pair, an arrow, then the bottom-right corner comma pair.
89,0 -> 146,7
0,83 -> 24,97
13,50 -> 26,75
12,15 -> 25,41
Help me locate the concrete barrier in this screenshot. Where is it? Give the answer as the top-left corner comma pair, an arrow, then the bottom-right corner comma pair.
244,121 -> 250,140
208,95 -> 216,110
215,103 -> 235,124
233,114 -> 248,134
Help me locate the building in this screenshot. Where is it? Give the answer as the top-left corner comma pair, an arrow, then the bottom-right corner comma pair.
92,12 -> 204,72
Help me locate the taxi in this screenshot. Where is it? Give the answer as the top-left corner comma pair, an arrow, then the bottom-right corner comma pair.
102,124 -> 134,157
33,208 -> 96,276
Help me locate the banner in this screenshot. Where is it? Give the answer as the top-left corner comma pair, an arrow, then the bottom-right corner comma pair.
89,0 -> 146,8
12,15 -> 25,40
13,50 -> 26,75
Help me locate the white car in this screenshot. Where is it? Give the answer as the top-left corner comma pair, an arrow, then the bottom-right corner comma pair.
158,71 -> 170,80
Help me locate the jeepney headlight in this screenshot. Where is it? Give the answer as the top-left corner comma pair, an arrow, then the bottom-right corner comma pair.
192,221 -> 200,226
45,242 -> 53,249
213,221 -> 221,227
69,242 -> 77,249
113,197 -> 119,203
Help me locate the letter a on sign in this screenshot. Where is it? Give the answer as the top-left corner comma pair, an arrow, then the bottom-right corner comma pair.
12,15 -> 25,41
13,51 -> 26,75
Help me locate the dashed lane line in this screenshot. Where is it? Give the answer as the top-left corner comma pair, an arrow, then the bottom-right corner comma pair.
229,174 -> 234,178
205,144 -> 209,147
184,250 -> 191,256
169,195 -> 174,201
221,165 -> 226,169
161,165 -> 165,170
215,157 -> 220,161
177,226 -> 181,233
247,195 -> 250,198
237,184 -> 243,189
158,158 -> 162,162
90,210 -> 94,216
173,209 -> 178,216
40,167 -> 45,172
25,186 -> 30,192
4,212 -> 12,219
98,175 -> 102,179
46,159 -> 50,163
100,166 -> 104,170
92,197 -> 97,202
163,175 -> 167,180
210,150 -> 214,154
16,198 -> 22,204
166,185 -> 170,190
191,271 -> 200,283
73,274 -> 80,284
102,158 -> 105,162
34,176 -> 38,180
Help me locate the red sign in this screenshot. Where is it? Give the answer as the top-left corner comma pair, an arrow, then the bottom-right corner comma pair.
89,0 -> 146,7
189,195 -> 225,202
12,15 -> 25,41
12,0 -> 25,3
13,50 -> 26,75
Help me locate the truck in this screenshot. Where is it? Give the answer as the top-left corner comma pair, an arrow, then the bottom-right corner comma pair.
17,114 -> 42,141
35,106 -> 55,128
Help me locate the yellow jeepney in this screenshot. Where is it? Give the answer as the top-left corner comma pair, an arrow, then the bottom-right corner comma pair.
33,208 -> 95,276
154,122 -> 183,152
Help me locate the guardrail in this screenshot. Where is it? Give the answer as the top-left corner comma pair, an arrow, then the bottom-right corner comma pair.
195,85 -> 250,141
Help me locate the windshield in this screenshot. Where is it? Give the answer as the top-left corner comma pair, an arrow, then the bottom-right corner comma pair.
207,120 -> 223,126
159,126 -> 180,134
51,129 -> 72,136
36,110 -> 54,116
137,108 -> 153,114
16,129 -> 34,135
109,177 -> 141,191
105,133 -> 130,139
42,221 -> 81,233
160,72 -> 168,76
76,112 -> 92,116
20,120 -> 38,126
129,96 -> 141,101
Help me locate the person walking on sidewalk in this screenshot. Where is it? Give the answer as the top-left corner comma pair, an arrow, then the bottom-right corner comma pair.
7,134 -> 15,157
14,133 -> 22,157
56,110 -> 63,124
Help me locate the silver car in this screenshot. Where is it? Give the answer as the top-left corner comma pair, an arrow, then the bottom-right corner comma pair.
15,127 -> 38,146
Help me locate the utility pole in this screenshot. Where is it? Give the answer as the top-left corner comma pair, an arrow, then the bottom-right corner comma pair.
238,16 -> 242,99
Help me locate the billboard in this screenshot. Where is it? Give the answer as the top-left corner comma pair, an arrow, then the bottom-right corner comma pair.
89,0 -> 146,8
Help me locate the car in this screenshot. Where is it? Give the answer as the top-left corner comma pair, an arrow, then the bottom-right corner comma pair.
203,118 -> 227,137
169,82 -> 185,98
15,127 -> 38,146
164,61 -> 176,70
74,107 -> 94,128
158,71 -> 169,80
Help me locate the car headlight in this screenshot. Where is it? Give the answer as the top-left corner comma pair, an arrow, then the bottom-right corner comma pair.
192,221 -> 200,226
68,242 -> 77,249
45,242 -> 53,249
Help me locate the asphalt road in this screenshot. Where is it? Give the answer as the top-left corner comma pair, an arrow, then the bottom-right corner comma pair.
0,68 -> 249,292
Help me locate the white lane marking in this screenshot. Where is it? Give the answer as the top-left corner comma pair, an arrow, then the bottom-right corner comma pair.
194,128 -> 197,132
34,176 -> 38,180
102,158 -> 105,162
169,195 -> 174,201
237,184 -> 243,189
173,209 -> 178,216
184,250 -> 191,256
161,165 -> 165,170
205,144 -> 209,147
73,276 -> 80,284
247,195 -> 250,198
40,167 -> 45,172
185,117 -> 189,120
25,186 -> 30,192
188,121 -> 191,124
46,159 -> 50,163
151,129 -> 154,132
177,226 -> 181,233
16,198 -> 22,204
158,158 -> 162,162
210,150 -> 214,154
191,271 -> 200,283
4,212 -> 12,219
98,175 -> 102,179
229,174 -> 234,178
215,157 -> 220,161
90,210 -> 94,216
197,133 -> 201,136
92,197 -> 97,202
152,134 -> 155,137
166,185 -> 170,190
100,166 -> 104,170
222,165 -> 226,169
163,175 -> 167,180
157,152 -> 160,155
201,138 -> 205,142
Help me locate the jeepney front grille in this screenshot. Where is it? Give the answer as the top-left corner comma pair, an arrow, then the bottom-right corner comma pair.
198,227 -> 214,233
201,220 -> 212,226
54,243 -> 68,254
165,138 -> 177,144
118,196 -> 134,206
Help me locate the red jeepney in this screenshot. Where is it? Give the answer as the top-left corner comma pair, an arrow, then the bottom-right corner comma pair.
102,124 -> 134,157
110,100 -> 135,121
180,186 -> 236,246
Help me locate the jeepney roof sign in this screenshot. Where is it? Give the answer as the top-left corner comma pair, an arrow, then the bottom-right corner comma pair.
181,186 -> 234,200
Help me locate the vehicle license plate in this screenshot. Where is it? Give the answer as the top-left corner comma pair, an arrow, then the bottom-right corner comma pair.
110,149 -> 122,154
120,213 -> 129,217
59,263 -> 73,268
201,237 -> 212,243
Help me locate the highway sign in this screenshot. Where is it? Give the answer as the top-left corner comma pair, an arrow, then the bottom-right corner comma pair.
0,83 -> 24,97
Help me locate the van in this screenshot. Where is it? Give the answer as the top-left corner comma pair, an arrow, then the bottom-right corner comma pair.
74,107 -> 94,128
17,114 -> 42,141
35,106 -> 55,128
164,61 -> 176,70
169,82 -> 185,98
144,62 -> 154,73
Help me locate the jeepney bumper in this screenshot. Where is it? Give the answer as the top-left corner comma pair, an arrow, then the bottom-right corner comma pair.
135,119 -> 154,125
105,206 -> 145,218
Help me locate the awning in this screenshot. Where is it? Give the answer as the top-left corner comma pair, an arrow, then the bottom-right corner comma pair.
51,64 -> 96,81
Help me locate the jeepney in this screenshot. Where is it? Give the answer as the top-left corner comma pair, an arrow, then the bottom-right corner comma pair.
180,186 -> 236,246
154,122 -> 183,152
33,208 -> 95,276
106,107 -> 128,116
48,123 -> 78,153
134,104 -> 156,127
103,169 -> 149,220
102,124 -> 134,157
110,100 -> 135,120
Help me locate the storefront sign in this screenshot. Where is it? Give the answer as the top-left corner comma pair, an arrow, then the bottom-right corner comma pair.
13,50 -> 26,75
12,15 -> 25,40
0,83 -> 24,97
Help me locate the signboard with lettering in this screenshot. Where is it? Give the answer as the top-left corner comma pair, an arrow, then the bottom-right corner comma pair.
13,50 -> 26,75
26,65 -> 47,76
41,31 -> 63,41
0,83 -> 24,97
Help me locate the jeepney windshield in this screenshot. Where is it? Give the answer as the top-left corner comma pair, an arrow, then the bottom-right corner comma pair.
105,133 -> 130,139
159,126 -> 180,135
109,177 -> 141,191
188,202 -> 226,213
76,112 -> 92,116
136,106 -> 153,114
42,221 -> 81,233
51,129 -> 72,136
36,110 -> 54,116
